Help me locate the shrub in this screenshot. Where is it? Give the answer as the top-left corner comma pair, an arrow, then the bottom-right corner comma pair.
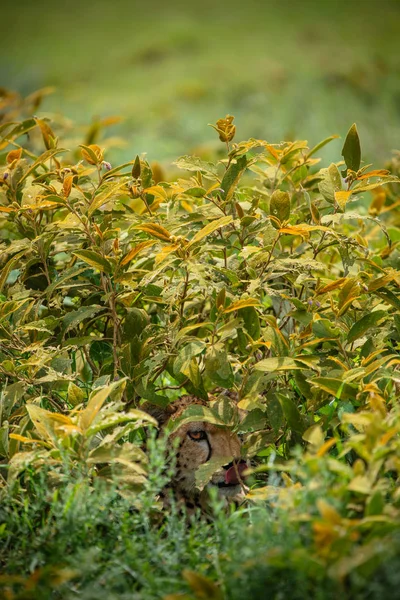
1,92 -> 400,598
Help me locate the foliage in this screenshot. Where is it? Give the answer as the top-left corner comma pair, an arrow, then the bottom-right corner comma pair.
1,97 -> 400,597
1,423 -> 400,600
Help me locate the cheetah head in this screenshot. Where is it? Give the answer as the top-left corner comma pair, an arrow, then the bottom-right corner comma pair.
145,395 -> 247,510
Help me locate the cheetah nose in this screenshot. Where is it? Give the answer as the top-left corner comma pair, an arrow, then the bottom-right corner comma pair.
223,460 -> 248,485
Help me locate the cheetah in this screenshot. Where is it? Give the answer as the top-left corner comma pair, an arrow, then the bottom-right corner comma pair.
145,395 -> 248,513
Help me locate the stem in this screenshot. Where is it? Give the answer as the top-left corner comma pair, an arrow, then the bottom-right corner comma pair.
140,192 -> 153,217
259,233 -> 281,278
109,290 -> 121,380
179,267 -> 190,319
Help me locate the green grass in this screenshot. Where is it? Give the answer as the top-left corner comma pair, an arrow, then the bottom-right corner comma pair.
2,443 -> 400,600
2,0 -> 400,165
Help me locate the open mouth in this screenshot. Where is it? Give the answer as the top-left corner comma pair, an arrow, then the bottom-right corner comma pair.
216,481 -> 241,488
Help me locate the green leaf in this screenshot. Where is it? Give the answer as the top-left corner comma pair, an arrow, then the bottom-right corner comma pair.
278,393 -> 306,434
122,308 -> 149,340
307,135 -> 339,158
167,404 -> 225,435
0,250 -> 26,293
188,215 -> 233,248
240,306 -> 261,340
204,343 -> 234,388
184,186 -> 206,198
68,382 -> 85,407
310,377 -> 358,401
341,123 -> 361,174
61,305 -> 104,335
269,190 -> 290,225
318,163 -> 342,203
88,181 -> 127,215
173,155 -> 218,177
220,154 -> 247,202
73,250 -> 112,273
347,310 -> 387,343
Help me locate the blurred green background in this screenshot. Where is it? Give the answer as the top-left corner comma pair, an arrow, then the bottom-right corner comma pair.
1,0 -> 400,166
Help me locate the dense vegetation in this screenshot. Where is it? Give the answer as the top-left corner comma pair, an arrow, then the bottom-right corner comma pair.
1,90 -> 400,598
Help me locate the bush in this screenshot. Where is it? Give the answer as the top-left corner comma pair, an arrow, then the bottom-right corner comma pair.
1,93 -> 400,598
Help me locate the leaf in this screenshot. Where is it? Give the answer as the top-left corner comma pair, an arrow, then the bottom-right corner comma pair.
318,163 -> 342,203
61,305 -> 104,335
351,174 -> 400,194
223,298 -> 261,313
347,310 -> 387,343
317,277 -> 347,294
269,190 -> 290,226
188,215 -> 233,248
173,155 -> 218,177
0,250 -> 26,293
73,250 -> 112,273
135,223 -> 172,242
45,266 -> 88,300
167,404 -> 225,435
6,148 -> 23,164
120,240 -> 156,266
310,377 -> 358,401
19,148 -> 66,184
240,306 -> 261,340
86,408 -> 156,437
220,154 -> 247,202
254,357 -> 303,372
204,344 -> 234,388
278,394 -> 306,434
335,190 -> 352,210
307,135 -> 339,158
79,379 -> 126,432
182,570 -> 223,600
88,181 -> 126,215
80,144 -> 103,165
175,322 -> 213,342
195,457 -> 232,491
341,123 -> 361,173
68,382 -> 85,407
184,186 -> 206,198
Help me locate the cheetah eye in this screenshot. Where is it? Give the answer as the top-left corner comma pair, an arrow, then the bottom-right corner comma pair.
188,430 -> 206,441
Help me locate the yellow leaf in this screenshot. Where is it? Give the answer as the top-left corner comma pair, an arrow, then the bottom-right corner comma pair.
9,433 -> 49,446
317,438 -> 337,457
317,277 -> 348,294
79,379 -> 126,433
155,243 -> 179,265
120,240 -> 156,266
135,223 -> 172,242
62,175 -> 73,198
357,169 -> 390,180
335,190 -> 352,210
143,185 -> 169,201
182,570 -> 223,600
223,298 -> 260,313
80,144 -> 103,165
188,215 -> 233,248
6,147 -> 22,164
317,499 -> 342,524
88,181 -> 126,215
180,200 -> 193,212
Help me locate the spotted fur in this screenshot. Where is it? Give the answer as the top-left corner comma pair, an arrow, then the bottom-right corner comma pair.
145,395 -> 247,514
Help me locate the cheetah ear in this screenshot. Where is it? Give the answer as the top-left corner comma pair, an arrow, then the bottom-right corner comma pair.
141,402 -> 176,427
